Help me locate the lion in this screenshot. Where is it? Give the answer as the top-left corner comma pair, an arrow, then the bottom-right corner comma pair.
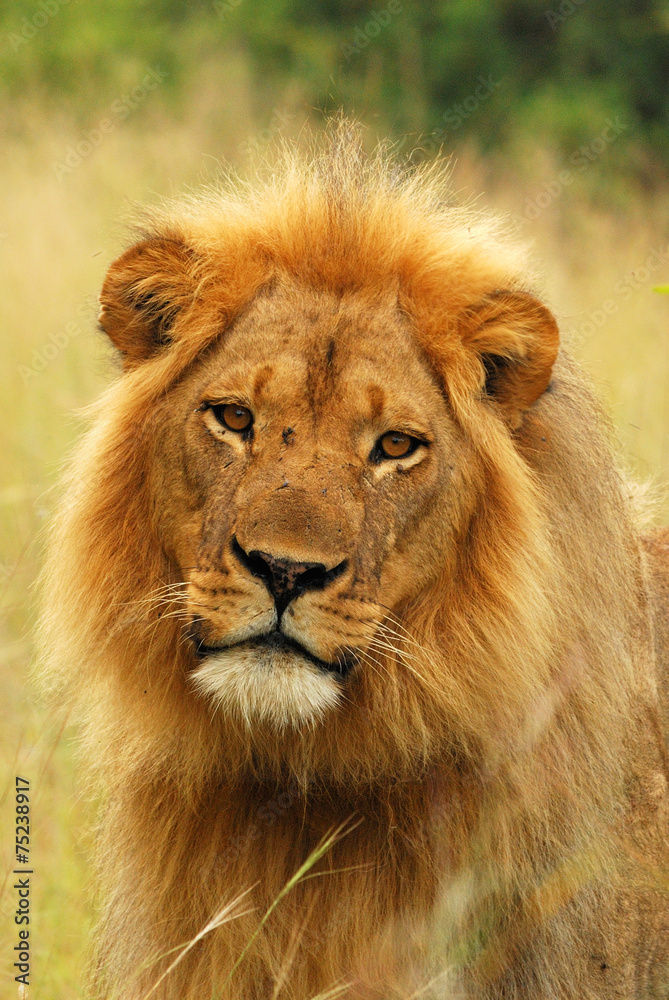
39,127 -> 669,1000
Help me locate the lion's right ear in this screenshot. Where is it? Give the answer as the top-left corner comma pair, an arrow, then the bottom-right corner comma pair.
457,289 -> 559,427
98,237 -> 196,366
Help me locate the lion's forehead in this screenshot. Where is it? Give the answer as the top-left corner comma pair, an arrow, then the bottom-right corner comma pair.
198,283 -> 444,427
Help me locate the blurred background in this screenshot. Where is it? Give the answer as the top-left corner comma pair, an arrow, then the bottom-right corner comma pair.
1,2 -> 668,995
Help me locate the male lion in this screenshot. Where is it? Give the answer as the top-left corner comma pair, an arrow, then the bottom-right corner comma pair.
40,130 -> 669,999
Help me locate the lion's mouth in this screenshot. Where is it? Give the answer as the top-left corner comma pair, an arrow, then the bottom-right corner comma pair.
195,630 -> 354,678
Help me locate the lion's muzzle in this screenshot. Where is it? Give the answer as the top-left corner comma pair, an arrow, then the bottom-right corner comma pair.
188,528 -> 360,727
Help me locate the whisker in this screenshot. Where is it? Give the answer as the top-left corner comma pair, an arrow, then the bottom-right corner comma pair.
117,582 -> 189,609
367,637 -> 440,693
376,603 -> 435,649
369,634 -> 423,665
379,619 -> 429,652
357,648 -> 390,683
377,618 -> 436,659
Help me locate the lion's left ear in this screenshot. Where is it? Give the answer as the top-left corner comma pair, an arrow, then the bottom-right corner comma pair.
98,237 -> 196,368
459,290 -> 559,424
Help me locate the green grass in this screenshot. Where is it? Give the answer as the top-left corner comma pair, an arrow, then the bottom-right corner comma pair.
1,101 -> 668,997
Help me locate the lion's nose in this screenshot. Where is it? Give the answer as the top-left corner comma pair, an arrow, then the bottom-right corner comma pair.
232,537 -> 347,615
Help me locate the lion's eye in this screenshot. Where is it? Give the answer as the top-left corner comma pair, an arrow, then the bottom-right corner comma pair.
212,404 -> 254,432
377,432 -> 418,460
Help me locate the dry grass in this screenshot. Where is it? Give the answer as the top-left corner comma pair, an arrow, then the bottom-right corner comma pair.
0,100 -> 667,997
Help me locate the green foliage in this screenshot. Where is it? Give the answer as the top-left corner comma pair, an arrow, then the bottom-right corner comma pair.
1,0 -> 669,169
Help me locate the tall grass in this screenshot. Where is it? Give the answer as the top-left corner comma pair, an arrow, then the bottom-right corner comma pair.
1,98 -> 667,997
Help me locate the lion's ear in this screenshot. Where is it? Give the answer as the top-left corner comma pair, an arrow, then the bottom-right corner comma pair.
98,237 -> 196,366
459,290 -> 559,424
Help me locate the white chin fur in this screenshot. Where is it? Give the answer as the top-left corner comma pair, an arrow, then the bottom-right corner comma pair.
191,644 -> 342,730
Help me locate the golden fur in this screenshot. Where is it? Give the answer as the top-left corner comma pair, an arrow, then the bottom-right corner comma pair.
39,126 -> 669,999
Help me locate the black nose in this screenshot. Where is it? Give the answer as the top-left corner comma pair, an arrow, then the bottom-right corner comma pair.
232,538 -> 346,615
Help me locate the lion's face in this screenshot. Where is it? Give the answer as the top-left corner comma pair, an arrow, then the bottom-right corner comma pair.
153,282 -> 472,728
86,177 -> 558,776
